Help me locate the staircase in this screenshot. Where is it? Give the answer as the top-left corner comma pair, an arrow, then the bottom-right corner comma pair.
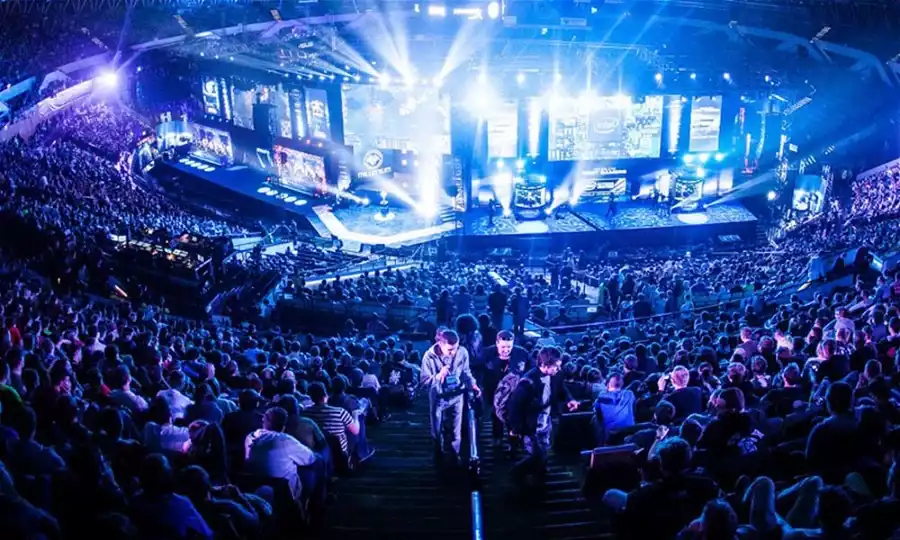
755,223 -> 772,248
439,204 -> 457,225
321,399 -> 473,539
477,416 -> 611,540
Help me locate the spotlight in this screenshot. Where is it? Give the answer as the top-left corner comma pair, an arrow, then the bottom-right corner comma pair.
764,75 -> 771,83
545,208 -> 553,215
683,154 -> 695,164
401,159 -> 408,166
516,72 -> 525,85
362,197 -> 371,206
318,75 -> 325,81
98,71 -> 118,88
515,159 -> 525,170
767,190 -> 777,201
654,72 -> 663,82
690,73 -> 697,80
502,208 -> 511,217
487,1 -> 500,19
496,159 -> 505,170
714,153 -> 726,162
554,72 -> 562,83
723,72 -> 731,81
379,73 -> 391,86
696,167 -> 707,178
697,153 -> 710,163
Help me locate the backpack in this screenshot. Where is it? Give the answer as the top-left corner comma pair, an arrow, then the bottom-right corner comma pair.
493,372 -> 527,424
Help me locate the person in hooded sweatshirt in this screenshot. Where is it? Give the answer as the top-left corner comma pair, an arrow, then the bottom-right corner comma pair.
593,373 -> 636,443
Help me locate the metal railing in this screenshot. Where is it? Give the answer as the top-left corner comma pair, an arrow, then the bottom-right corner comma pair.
465,389 -> 483,540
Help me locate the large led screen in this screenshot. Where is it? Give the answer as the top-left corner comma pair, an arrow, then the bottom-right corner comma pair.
256,84 -> 291,139
793,174 -> 825,215
688,96 -> 723,153
189,124 -> 234,166
230,86 -> 255,130
273,145 -> 327,194
342,84 -> 451,155
548,95 -> 664,161
305,88 -> 331,140
201,77 -> 222,117
487,100 -> 518,159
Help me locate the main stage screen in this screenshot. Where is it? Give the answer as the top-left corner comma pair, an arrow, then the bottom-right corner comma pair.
256,84 -> 291,139
305,88 -> 331,140
190,124 -> 234,166
342,84 -> 451,154
688,96 -> 723,153
230,86 -> 255,130
548,95 -> 664,161
487,100 -> 518,159
201,77 -> 222,117
273,145 -> 327,194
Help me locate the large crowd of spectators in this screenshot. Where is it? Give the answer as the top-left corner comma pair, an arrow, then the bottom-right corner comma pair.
6,69 -> 900,540
851,165 -> 900,222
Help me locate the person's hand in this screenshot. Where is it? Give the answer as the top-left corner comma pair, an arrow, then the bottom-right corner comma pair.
657,375 -> 668,392
437,365 -> 450,383
472,384 -> 482,398
656,425 -> 669,441
566,400 -> 579,412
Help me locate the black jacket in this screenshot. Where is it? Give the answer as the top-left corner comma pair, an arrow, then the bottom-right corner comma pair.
508,368 -> 574,436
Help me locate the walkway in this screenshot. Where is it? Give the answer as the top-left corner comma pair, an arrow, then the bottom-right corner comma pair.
321,399 -> 473,539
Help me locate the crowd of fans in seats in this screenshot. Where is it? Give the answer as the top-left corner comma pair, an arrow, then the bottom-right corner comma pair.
9,63 -> 900,539
0,266 -> 425,538
852,165 -> 900,221
519,254 -> 900,538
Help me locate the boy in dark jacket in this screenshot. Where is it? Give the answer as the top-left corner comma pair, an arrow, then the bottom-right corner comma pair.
508,346 -> 579,483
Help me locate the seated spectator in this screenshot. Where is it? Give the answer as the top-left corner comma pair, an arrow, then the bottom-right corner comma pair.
659,366 -> 703,422
178,465 -> 261,540
593,373 -> 636,443
805,381 -> 863,483
302,382 -> 361,467
108,365 -> 148,415
130,453 -> 213,539
604,437 -> 719,539
244,407 -> 317,503
143,397 -> 191,453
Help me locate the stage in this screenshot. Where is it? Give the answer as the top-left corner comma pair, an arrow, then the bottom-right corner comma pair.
319,201 -> 758,248
155,157 -> 758,249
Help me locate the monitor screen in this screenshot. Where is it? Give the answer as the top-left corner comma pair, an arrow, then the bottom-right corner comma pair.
342,84 -> 451,155
548,95 -> 664,161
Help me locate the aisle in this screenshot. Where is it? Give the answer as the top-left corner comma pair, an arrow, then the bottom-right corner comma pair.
477,415 -> 612,540
321,399 -> 473,539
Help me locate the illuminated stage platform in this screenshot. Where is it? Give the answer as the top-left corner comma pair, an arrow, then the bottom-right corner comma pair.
317,201 -> 758,248
154,159 -> 757,249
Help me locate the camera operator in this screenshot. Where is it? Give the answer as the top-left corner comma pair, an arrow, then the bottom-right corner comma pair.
421,329 -> 481,466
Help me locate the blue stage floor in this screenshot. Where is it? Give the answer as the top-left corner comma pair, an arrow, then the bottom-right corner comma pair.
460,201 -> 755,236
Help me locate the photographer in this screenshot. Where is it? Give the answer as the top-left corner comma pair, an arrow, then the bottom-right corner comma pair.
421,329 -> 481,466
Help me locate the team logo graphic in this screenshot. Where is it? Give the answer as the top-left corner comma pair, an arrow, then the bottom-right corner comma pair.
364,149 -> 384,170
308,100 -> 326,118
592,116 -> 620,135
